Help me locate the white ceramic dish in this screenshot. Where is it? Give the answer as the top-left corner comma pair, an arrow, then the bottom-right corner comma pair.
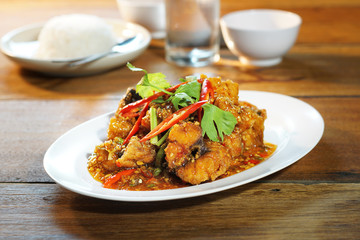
0,19 -> 151,77
220,9 -> 302,67
43,91 -> 324,202
117,0 -> 165,39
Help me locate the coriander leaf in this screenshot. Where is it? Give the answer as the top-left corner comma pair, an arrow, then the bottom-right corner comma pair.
127,62 -> 146,73
168,80 -> 201,109
127,62 -> 172,98
171,92 -> 195,110
151,96 -> 166,104
136,72 -> 171,98
201,103 -> 237,142
174,80 -> 201,101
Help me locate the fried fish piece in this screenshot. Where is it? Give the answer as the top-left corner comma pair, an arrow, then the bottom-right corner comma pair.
116,136 -> 156,168
176,140 -> 231,185
165,122 -> 206,169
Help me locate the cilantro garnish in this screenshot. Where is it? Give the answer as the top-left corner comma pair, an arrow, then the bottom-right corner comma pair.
126,63 -> 237,142
170,92 -> 195,110
201,103 -> 237,142
127,62 -> 172,98
168,80 -> 201,110
174,80 -> 201,101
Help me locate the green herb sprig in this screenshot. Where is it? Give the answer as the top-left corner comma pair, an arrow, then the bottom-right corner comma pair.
201,103 -> 237,142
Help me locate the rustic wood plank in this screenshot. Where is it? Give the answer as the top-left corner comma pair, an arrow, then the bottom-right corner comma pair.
221,0 -> 360,9
0,0 -> 359,238
263,97 -> 360,182
1,0 -> 359,100
1,0 -> 359,44
1,47 -> 360,100
291,43 -> 360,56
0,100 -> 119,182
216,49 -> 360,97
1,97 -> 359,183
0,183 -> 359,239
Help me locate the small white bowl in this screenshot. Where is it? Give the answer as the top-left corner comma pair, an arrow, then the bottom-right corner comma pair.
116,0 -> 165,39
220,9 -> 302,67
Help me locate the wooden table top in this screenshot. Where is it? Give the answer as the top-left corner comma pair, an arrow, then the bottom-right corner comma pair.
1,0 -> 359,239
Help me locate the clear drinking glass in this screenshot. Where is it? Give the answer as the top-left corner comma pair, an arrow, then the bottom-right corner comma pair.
165,0 -> 220,67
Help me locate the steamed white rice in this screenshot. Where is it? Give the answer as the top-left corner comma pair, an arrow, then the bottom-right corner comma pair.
35,14 -> 117,60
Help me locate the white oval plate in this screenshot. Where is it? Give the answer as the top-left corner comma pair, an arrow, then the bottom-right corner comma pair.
43,91 -> 324,202
0,19 -> 151,77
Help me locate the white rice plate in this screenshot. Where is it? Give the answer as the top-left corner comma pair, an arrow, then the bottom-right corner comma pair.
35,14 -> 117,60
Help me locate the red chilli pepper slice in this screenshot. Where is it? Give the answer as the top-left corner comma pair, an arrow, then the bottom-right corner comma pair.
103,168 -> 136,188
248,159 -> 260,165
121,107 -> 141,118
201,79 -> 214,102
140,100 -> 208,142
122,101 -> 150,145
117,82 -> 188,116
198,79 -> 214,122
259,152 -> 268,158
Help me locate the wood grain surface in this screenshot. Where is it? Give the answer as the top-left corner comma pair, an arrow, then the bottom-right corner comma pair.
1,183 -> 359,239
0,0 -> 359,239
